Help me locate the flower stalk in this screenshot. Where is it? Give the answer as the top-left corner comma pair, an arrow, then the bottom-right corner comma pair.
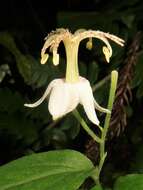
100,70 -> 118,159
93,70 -> 118,184
73,110 -> 102,143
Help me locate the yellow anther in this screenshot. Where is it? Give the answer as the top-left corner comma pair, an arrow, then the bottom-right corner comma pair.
41,53 -> 49,64
86,38 -> 92,50
102,46 -> 111,63
53,53 -> 59,66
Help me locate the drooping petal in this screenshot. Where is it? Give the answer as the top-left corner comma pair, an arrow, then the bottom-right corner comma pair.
94,99 -> 111,114
78,77 -> 100,125
24,79 -> 58,108
48,80 -> 79,120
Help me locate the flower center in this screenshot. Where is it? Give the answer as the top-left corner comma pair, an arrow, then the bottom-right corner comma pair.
40,29 -> 125,84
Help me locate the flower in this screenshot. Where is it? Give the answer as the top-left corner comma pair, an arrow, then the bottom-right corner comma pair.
25,76 -> 111,125
24,29 -> 124,125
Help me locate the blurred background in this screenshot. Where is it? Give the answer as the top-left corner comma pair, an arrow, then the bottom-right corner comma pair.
0,0 -> 143,187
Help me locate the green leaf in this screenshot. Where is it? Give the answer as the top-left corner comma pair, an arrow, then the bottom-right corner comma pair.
61,114 -> 80,139
0,149 -> 94,190
114,174 -> 143,190
90,185 -> 103,190
0,32 -> 31,82
121,15 -> 135,28
0,88 -> 24,113
130,146 -> 143,173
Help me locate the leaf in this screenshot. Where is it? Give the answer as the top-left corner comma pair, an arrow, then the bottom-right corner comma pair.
114,174 -> 143,190
0,112 -> 38,146
90,185 -> 103,190
0,64 -> 11,83
121,15 -> 135,28
61,114 -> 80,139
130,146 -> 143,173
0,32 -> 31,82
0,88 -> 24,113
0,32 -> 62,88
0,149 -> 94,190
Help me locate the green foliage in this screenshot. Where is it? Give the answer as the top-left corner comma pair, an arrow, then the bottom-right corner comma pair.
87,61 -> 99,86
130,146 -> 143,173
0,88 -> 24,113
0,32 -> 31,82
90,185 -> 103,190
0,32 -> 64,88
114,174 -> 143,190
61,114 -> 80,139
0,149 -> 94,190
0,88 -> 39,146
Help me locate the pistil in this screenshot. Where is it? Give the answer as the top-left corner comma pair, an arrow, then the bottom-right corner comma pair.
64,39 -> 80,83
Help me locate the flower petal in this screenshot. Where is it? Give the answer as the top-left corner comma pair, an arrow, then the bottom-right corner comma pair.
24,79 -> 58,108
48,80 -> 79,120
78,77 -> 100,125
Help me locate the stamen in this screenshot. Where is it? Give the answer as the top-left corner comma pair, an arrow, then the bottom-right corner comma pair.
86,38 -> 92,50
41,53 -> 49,64
102,46 -> 111,63
53,50 -> 59,66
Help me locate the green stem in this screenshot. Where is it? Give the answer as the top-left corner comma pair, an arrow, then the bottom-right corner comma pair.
73,71 -> 118,185
72,110 -> 102,144
100,70 -> 118,159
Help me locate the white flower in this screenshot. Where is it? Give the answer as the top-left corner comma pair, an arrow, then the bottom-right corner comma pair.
24,28 -> 124,125
24,76 -> 110,125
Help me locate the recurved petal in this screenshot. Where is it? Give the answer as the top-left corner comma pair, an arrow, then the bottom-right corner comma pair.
24,79 -> 58,108
94,99 -> 111,114
78,77 -> 100,125
48,80 -> 79,120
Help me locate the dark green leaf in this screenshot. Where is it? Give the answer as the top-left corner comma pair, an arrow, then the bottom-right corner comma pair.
130,146 -> 143,173
61,115 -> 80,139
87,61 -> 99,85
0,32 -> 31,82
0,88 -> 24,113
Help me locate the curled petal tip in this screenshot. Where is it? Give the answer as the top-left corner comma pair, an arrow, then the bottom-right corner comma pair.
94,120 -> 100,126
24,103 -> 34,108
